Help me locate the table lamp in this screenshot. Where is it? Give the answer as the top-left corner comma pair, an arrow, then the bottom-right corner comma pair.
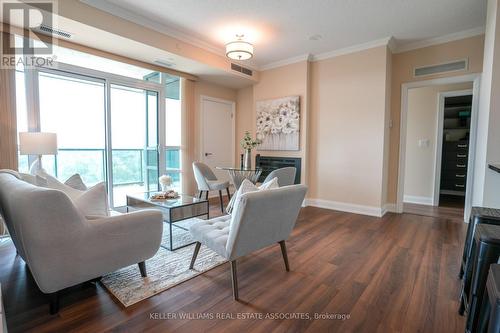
19,132 -> 58,174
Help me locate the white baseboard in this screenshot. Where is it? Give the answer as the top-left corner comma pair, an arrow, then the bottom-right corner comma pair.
403,195 -> 433,206
305,198 -> 385,217
384,203 -> 398,214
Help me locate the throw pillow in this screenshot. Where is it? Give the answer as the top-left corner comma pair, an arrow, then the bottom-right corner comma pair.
20,172 -> 48,187
37,171 -> 109,217
64,173 -> 88,191
227,177 -> 279,214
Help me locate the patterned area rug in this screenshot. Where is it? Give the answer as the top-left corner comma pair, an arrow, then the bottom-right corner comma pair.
101,219 -> 226,307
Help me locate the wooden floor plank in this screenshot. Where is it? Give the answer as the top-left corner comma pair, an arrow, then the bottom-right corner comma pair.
0,202 -> 466,332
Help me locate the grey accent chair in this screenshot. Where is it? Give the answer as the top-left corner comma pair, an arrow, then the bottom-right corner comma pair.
0,172 -> 163,314
263,167 -> 297,186
192,162 -> 231,212
189,184 -> 307,300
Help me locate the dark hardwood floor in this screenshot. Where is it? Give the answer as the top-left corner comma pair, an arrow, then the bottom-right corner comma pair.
0,198 -> 467,332
404,202 -> 464,220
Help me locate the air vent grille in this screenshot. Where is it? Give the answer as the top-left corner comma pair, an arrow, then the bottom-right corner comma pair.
414,59 -> 468,77
231,63 -> 253,76
34,24 -> 72,39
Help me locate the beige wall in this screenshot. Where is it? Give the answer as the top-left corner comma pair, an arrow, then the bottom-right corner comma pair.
243,61 -> 311,185
0,67 -> 17,170
235,46 -> 394,214
309,46 -> 390,208
387,35 -> 485,204
182,80 -> 237,195
235,86 -> 254,166
404,82 -> 473,200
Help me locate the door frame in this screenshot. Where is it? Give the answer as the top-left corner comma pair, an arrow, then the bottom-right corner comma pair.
433,89 -> 473,206
396,73 -> 481,222
199,95 -> 236,168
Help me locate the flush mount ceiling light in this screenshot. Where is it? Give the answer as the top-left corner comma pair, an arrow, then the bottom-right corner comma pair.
226,34 -> 254,60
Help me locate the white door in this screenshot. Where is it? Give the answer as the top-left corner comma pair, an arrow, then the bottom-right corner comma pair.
201,97 -> 235,183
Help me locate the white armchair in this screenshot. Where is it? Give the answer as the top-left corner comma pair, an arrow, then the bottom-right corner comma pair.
188,184 -> 307,300
192,162 -> 231,212
0,172 -> 163,314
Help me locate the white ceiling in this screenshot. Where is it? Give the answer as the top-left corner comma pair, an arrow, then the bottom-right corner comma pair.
82,0 -> 487,69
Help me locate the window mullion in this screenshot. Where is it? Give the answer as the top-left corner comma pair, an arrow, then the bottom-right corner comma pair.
24,67 -> 40,168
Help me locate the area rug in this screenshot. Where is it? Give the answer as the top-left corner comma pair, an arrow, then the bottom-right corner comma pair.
101,219 -> 226,307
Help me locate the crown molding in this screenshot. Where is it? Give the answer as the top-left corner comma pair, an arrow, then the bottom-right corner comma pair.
394,26 -> 485,53
258,37 -> 392,71
79,0 -> 226,57
310,37 -> 392,62
259,54 -> 312,71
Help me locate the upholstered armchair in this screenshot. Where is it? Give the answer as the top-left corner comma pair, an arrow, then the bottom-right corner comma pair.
193,162 -> 231,212
189,184 -> 307,299
263,167 -> 297,186
0,173 -> 163,314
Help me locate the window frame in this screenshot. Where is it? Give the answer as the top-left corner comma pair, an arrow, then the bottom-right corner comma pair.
16,60 -> 184,207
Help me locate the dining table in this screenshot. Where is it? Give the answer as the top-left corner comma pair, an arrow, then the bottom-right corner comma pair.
216,166 -> 262,190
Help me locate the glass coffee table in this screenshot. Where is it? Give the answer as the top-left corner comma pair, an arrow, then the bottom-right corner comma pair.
126,192 -> 209,251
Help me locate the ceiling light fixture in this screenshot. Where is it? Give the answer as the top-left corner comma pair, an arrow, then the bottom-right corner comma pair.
226,34 -> 253,60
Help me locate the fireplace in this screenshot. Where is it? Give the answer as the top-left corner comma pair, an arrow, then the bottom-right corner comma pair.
255,155 -> 301,184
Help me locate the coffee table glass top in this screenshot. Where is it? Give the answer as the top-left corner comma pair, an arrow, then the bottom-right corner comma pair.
126,192 -> 207,208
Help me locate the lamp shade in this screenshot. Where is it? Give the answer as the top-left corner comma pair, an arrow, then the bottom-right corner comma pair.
19,132 -> 58,155
226,40 -> 254,60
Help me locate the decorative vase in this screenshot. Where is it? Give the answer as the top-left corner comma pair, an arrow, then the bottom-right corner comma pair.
243,149 -> 252,170
161,184 -> 169,192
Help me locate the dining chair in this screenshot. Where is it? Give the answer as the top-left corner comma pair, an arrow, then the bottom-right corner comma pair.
188,184 -> 307,300
263,167 -> 297,186
192,162 -> 231,212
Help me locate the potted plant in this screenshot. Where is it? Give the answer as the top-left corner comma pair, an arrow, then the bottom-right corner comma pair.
240,131 -> 261,169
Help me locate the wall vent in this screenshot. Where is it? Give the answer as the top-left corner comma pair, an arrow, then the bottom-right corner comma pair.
33,24 -> 72,39
231,63 -> 253,76
414,59 -> 468,77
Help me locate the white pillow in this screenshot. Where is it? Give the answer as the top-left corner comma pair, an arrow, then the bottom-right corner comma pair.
228,177 -> 279,215
64,173 -> 88,191
37,171 -> 109,217
20,172 -> 48,187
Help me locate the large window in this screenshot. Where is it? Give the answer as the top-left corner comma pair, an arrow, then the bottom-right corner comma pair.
38,72 -> 106,185
165,75 -> 182,191
15,42 -> 182,208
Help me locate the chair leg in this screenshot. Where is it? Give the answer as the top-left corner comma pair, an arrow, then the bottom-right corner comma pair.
138,261 -> 147,277
48,292 -> 59,315
279,241 -> 290,271
190,242 -> 201,269
226,187 -> 231,200
230,260 -> 239,300
198,190 -> 203,199
205,191 -> 209,200
219,190 -> 224,212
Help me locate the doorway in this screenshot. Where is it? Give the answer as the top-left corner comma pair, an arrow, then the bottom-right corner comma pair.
200,96 -> 235,185
435,92 -> 473,210
397,74 -> 480,221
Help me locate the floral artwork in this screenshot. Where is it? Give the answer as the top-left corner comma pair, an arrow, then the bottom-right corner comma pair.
256,96 -> 300,151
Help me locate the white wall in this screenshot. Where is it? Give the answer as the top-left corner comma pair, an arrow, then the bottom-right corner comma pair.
404,83 -> 473,204
474,0 -> 500,208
